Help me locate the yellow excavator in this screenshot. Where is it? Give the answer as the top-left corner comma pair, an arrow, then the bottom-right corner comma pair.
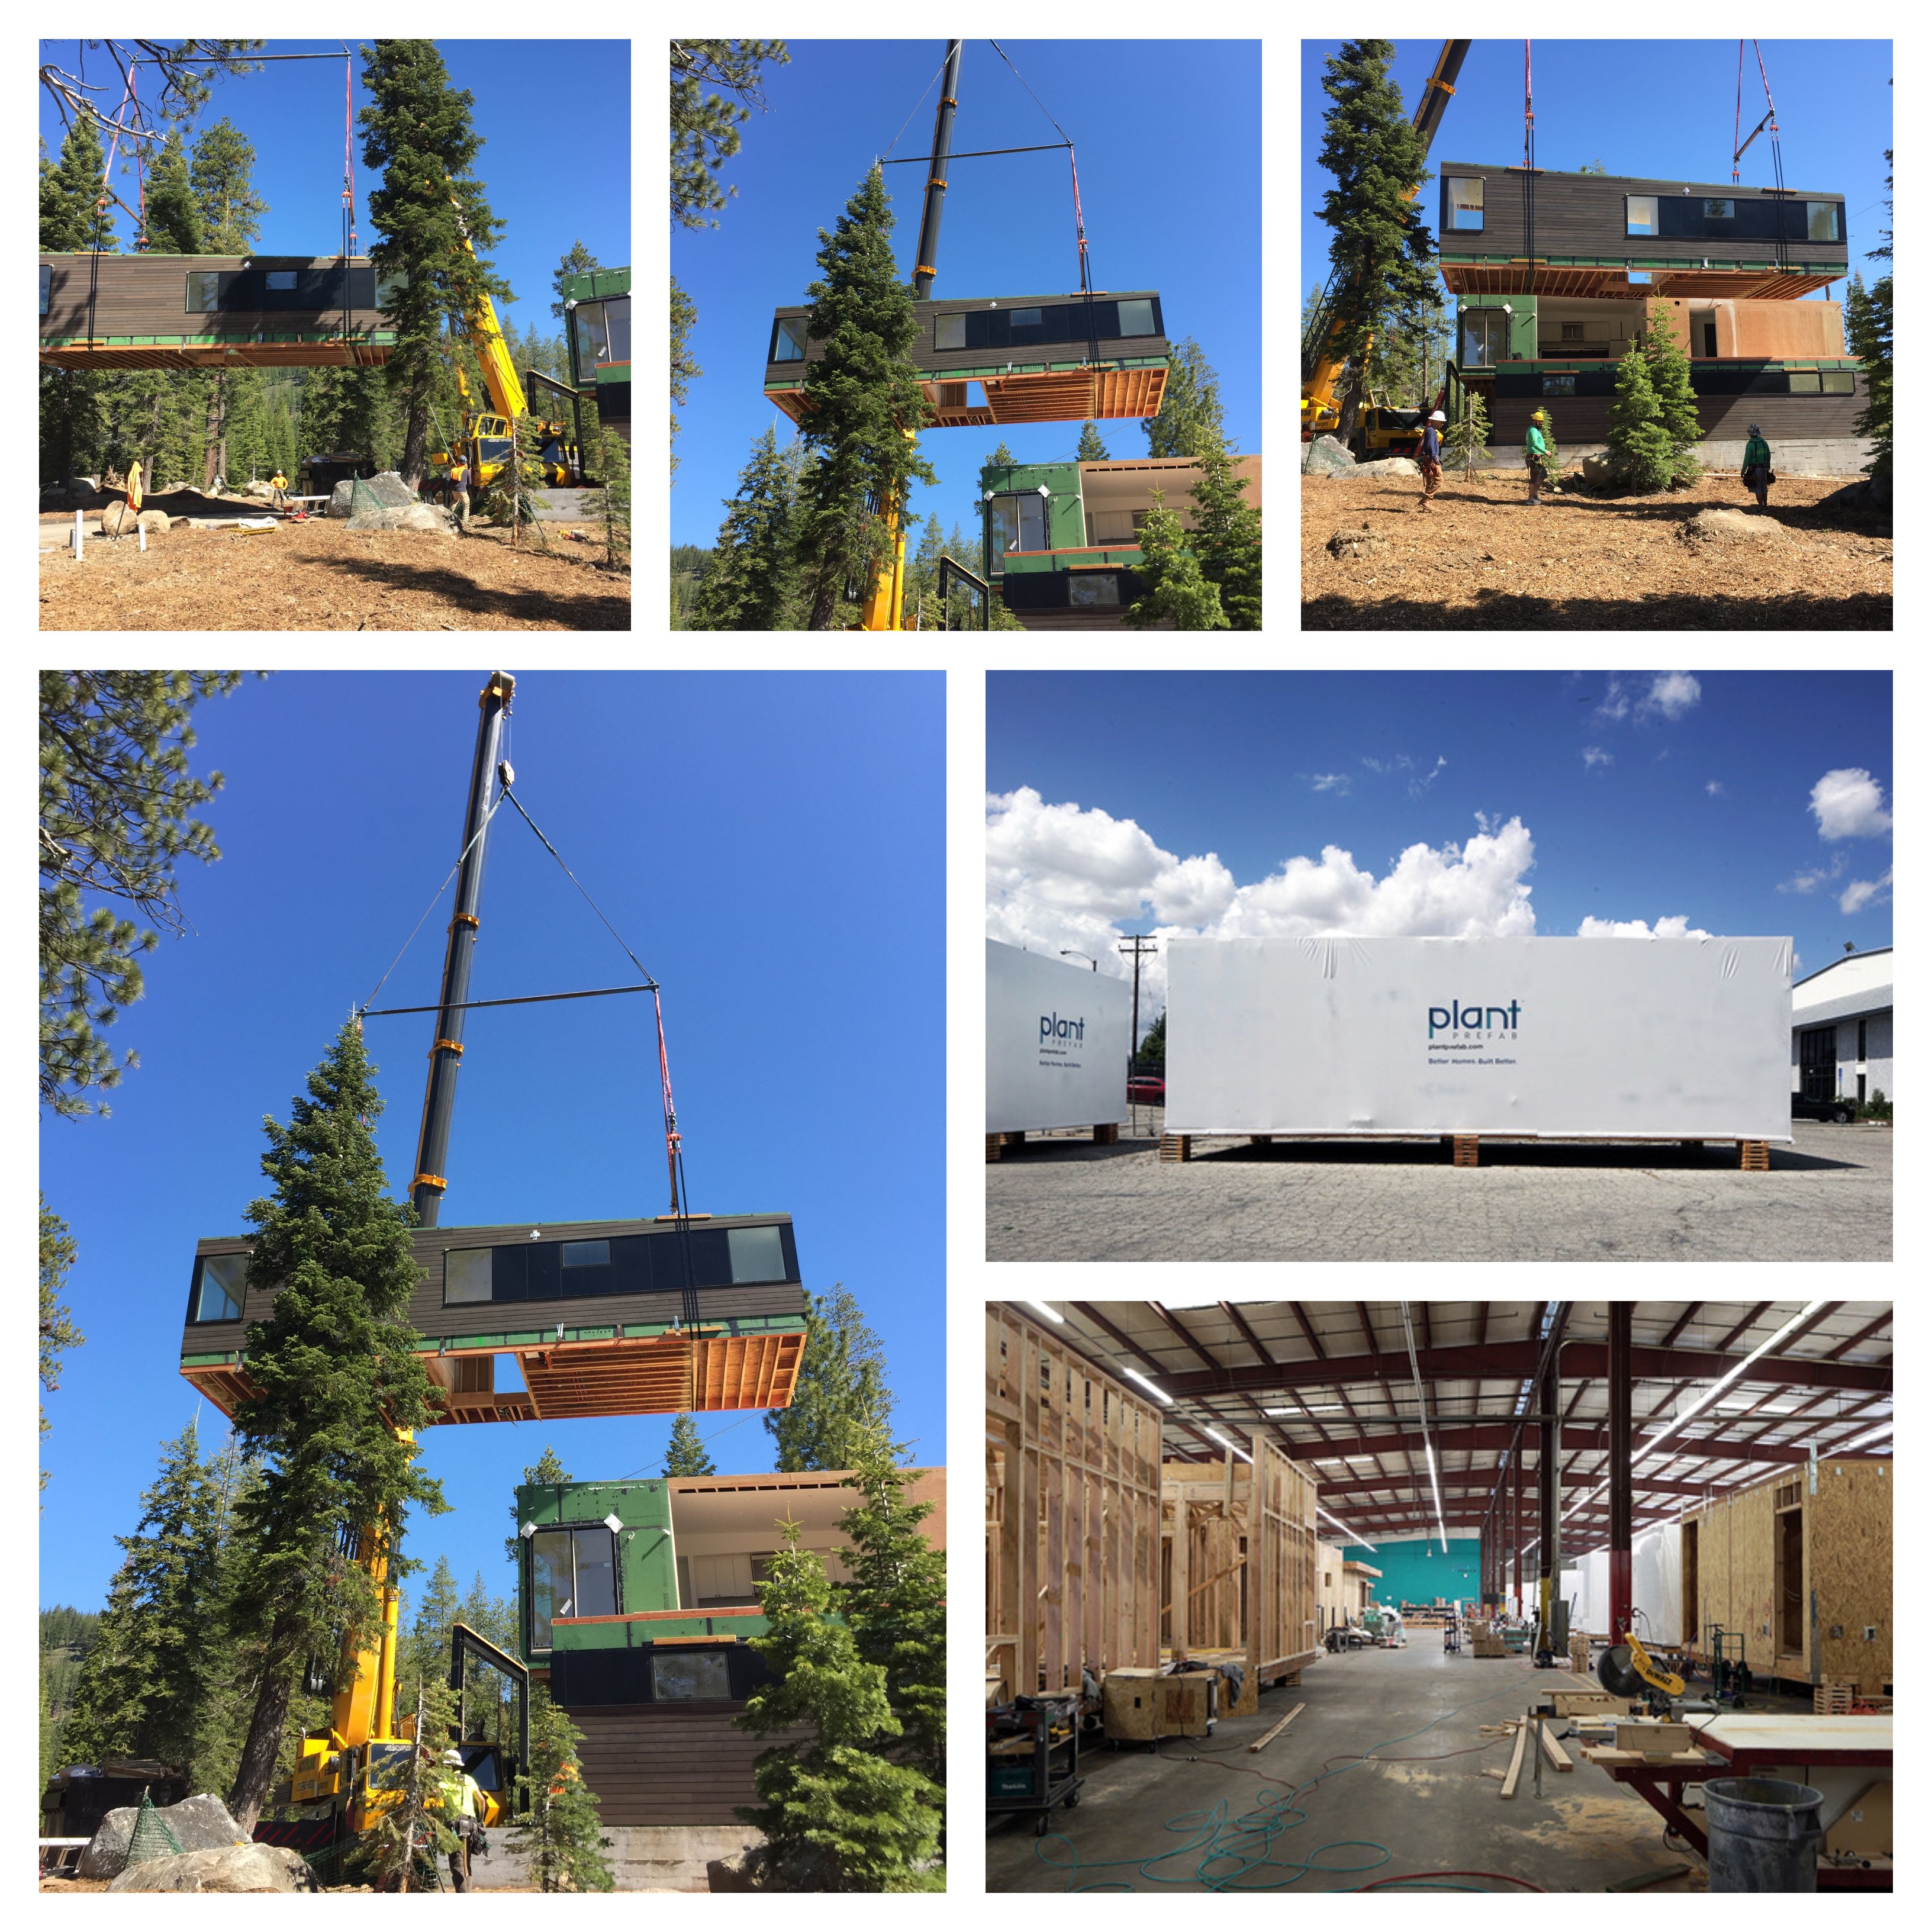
1303,40 -> 1470,445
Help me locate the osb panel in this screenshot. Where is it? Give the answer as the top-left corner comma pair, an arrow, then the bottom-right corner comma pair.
986,1305 -> 1163,1696
1808,1460 -> 1892,1694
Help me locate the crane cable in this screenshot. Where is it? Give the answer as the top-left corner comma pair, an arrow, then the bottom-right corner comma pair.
987,41 -> 1099,344
1522,41 -> 1535,300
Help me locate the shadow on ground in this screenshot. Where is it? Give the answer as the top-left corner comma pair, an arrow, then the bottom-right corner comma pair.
1303,591 -> 1892,630
317,555 -> 630,629
1178,1138 -> 1862,1172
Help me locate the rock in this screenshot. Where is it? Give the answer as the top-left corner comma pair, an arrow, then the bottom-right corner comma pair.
1681,507 -> 1782,544
1303,434 -> 1357,476
80,1792 -> 253,1880
362,470 -> 420,510
1325,526 -> 1391,562
109,1844 -> 316,1894
1580,453 -> 1620,488
1812,474 -> 1892,517
346,502 -> 453,535
137,510 -> 170,534
707,1850 -> 757,1892
1351,456 -> 1420,477
330,478 -> 356,517
243,479 -> 278,500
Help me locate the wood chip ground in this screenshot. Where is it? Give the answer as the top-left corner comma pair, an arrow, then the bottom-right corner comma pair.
39,519 -> 629,632
1303,472 -> 1891,629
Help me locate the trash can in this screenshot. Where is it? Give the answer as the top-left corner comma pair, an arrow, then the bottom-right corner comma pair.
1703,1777 -> 1824,1892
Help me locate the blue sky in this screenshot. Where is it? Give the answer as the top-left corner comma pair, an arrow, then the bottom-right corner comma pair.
38,39 -> 629,338
1302,39 -> 1894,308
674,37 -> 1260,548
987,672 -> 1893,1034
41,671 -> 942,1614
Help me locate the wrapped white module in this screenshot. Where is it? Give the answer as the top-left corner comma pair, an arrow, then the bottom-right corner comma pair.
986,939 -> 1132,1134
1166,935 -> 1793,1142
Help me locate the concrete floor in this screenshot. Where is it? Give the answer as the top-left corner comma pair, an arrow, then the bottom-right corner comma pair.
988,1643 -> 1712,1894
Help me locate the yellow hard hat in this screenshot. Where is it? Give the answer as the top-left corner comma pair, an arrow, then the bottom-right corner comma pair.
1531,410 -> 1548,422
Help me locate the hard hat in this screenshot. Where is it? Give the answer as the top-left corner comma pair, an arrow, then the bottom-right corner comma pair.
1428,410 -> 1446,423
443,1750 -> 465,1766
1531,410 -> 1548,421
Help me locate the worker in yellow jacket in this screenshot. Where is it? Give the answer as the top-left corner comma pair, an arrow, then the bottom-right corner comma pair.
269,468 -> 289,510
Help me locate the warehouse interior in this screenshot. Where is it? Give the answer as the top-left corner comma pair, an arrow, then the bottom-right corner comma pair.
986,1300 -> 1892,1893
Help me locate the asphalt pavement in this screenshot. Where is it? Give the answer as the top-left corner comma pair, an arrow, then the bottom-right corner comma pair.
985,1118 -> 1891,1263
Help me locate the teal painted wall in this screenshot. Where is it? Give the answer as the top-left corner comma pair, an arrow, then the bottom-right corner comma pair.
1343,1536 -> 1480,1606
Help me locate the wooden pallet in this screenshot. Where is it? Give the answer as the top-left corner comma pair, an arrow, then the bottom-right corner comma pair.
1159,1134 -> 1192,1163
1738,1139 -> 1770,1170
1815,1680 -> 1859,1714
1452,1134 -> 1481,1167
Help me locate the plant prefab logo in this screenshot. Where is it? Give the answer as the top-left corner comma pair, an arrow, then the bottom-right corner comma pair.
1427,999 -> 1522,1039
1040,1011 -> 1087,1045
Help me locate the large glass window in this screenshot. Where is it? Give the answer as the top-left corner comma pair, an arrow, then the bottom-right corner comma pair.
1807,202 -> 1840,243
933,312 -> 965,351
602,294 -> 630,363
374,268 -> 408,310
988,492 -> 1048,572
561,1239 -> 610,1269
651,1650 -> 732,1701
265,270 -> 297,291
768,314 -> 806,363
577,300 -> 611,372
529,1525 -> 618,1648
1704,198 -> 1734,220
1786,371 -> 1821,393
186,271 -> 221,313
191,1252 -> 247,1323
1010,307 -> 1042,328
1068,575 -> 1121,608
727,1225 -> 785,1283
1447,178 -> 1485,231
1626,195 -> 1659,236
1459,309 -> 1509,366
1542,372 -> 1576,396
1115,297 -> 1155,337
445,1248 -> 492,1305
1820,371 -> 1855,394
40,264 -> 51,317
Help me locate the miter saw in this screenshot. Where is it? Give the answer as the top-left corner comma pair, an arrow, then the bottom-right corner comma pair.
1597,1630 -> 1718,1717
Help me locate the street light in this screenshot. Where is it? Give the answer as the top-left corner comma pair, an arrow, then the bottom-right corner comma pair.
1059,949 -> 1096,971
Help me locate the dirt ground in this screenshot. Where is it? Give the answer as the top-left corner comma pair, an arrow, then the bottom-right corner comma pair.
38,518 -> 630,631
1303,469 -> 1891,629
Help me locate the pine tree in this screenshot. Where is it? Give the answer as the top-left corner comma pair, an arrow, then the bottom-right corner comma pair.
1603,341 -> 1674,492
988,440 -> 1016,469
40,1196 -> 83,1492
791,168 -> 936,629
835,1437 -> 945,1785
189,118 -> 268,252
1440,385 -> 1492,478
671,276 -> 698,484
1076,420 -> 1109,461
358,40 -> 509,486
40,673 -> 245,1118
59,1422 -> 228,1769
552,240 -> 601,318
766,1286 -> 904,1471
362,1673 -> 463,1892
505,1447 -> 572,1565
1186,436 -> 1263,629
44,118 -> 118,251
1641,302 -> 1705,484
1134,1009 -> 1166,1073
1144,337 -> 1228,458
663,1414 -> 717,1476
1123,491 -> 1227,630
143,131 -> 202,253
735,1528 -> 942,1890
223,1021 -> 450,1831
510,1690 -> 616,1891
1844,270 -> 1891,485
399,1555 -> 462,1725
691,424 -> 806,629
671,41 -> 791,229
1315,40 -> 1444,446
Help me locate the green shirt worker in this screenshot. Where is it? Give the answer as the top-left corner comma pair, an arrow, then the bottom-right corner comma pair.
1741,424 -> 1772,509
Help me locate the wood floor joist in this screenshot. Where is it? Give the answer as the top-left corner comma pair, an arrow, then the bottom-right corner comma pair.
41,341 -> 393,371
767,362 -> 1167,430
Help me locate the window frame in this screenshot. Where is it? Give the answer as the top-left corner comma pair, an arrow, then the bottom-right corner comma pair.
1009,306 -> 1043,329
527,1522 -> 620,1652
186,271 -> 221,314
1805,202 -> 1840,243
264,269 -> 298,291
1703,198 -> 1735,221
561,1239 -> 611,1270
1114,297 -> 1156,338
443,1247 -> 494,1306
768,314 -> 807,365
649,1647 -> 735,1703
1819,370 -> 1855,395
1541,372 -> 1577,397
933,312 -> 966,352
40,263 -> 52,318
1785,370 -> 1821,394
1447,176 -> 1485,232
1625,195 -> 1659,237
1559,322 -> 1583,343
188,1251 -> 248,1325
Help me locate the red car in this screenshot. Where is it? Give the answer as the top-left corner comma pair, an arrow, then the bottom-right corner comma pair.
1126,1074 -> 1165,1106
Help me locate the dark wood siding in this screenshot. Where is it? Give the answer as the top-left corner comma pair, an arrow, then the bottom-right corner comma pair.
767,289 -> 1165,382
569,1705 -> 811,1825
1489,387 -> 1866,448
40,253 -> 392,342
182,1215 -> 806,1355
1436,166 -> 1848,272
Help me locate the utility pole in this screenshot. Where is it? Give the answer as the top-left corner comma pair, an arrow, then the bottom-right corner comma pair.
1118,934 -> 1158,1078
410,671 -> 515,1226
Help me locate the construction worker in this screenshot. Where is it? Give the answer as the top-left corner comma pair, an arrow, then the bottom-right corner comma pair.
435,1749 -> 487,1892
1524,411 -> 1551,507
1741,423 -> 1773,510
449,457 -> 471,532
1418,409 -> 1446,509
269,468 -> 289,510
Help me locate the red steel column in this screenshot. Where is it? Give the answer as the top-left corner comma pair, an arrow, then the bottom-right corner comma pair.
1608,1301 -> 1634,1644
1513,1444 -> 1525,1615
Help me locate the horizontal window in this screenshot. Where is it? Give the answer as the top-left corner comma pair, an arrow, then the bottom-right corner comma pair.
1447,177 -> 1485,231
190,1252 -> 247,1324
1560,322 -> 1582,343
1010,307 -> 1042,327
1115,297 -> 1155,337
1820,370 -> 1855,394
265,270 -> 297,291
652,1650 -> 732,1701
1807,202 -> 1840,243
439,1223 -> 797,1306
1542,372 -> 1576,396
769,314 -> 806,363
561,1239 -> 610,1268
1704,198 -> 1734,220
1068,574 -> 1121,608
1786,371 -> 1820,393
1627,195 -> 1659,236
944,298 -> 1160,353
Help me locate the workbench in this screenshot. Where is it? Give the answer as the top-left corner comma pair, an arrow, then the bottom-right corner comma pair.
1585,1713 -> 1891,1890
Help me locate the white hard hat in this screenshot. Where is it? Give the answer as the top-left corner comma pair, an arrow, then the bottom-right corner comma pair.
443,1750 -> 465,1766
1428,411 -> 1446,423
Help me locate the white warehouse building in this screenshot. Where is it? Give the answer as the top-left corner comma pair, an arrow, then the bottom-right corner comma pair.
1792,946 -> 1892,1110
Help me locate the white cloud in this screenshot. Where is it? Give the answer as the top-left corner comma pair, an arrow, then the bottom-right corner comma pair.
1778,864 -> 1837,896
1809,768 -> 1892,839
1705,780 -> 1724,796
1595,677 -> 1631,722
1576,915 -> 1714,938
987,789 -> 1538,1016
1582,746 -> 1613,769
1840,868 -> 1893,915
1310,773 -> 1350,794
1643,672 -> 1702,720
1409,755 -> 1448,797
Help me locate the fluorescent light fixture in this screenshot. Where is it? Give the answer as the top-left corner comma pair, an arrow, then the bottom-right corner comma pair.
1317,1505 -> 1376,1550
1833,1419 -> 1894,1455
1120,1364 -> 1172,1406
1204,1427 -> 1253,1464
1022,1299 -> 1065,1324
1264,1403 -> 1342,1416
1638,1299 -> 1828,1458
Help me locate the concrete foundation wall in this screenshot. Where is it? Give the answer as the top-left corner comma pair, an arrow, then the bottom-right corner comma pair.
468,1822 -> 763,1893
1462,437 -> 1875,478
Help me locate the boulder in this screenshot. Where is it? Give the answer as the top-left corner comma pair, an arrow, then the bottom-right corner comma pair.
1580,452 -> 1619,488
79,1793 -> 250,1880
137,510 -> 170,534
1325,525 -> 1391,563
109,1844 -> 317,1894
346,502 -> 453,535
361,469 -> 420,510
243,479 -> 278,500
1351,456 -> 1421,478
1812,474 -> 1892,516
1681,507 -> 1782,543
1303,434 -> 1357,476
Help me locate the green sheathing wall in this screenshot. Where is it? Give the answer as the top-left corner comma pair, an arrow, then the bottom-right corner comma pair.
561,266 -> 630,302
1342,1536 -> 1480,1605
1457,294 -> 1538,362
977,461 -> 1088,559
517,1478 -> 677,1640
1002,544 -> 1144,575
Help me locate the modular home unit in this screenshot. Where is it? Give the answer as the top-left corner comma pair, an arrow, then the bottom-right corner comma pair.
1679,1459 -> 1891,1694
561,265 -> 630,441
985,939 -> 1132,1146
